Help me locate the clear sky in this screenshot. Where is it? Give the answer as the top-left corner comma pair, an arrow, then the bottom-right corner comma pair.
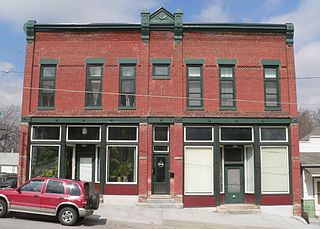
0,0 -> 319,110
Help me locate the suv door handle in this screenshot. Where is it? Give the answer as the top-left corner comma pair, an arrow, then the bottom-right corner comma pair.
34,194 -> 39,198
59,197 -> 64,200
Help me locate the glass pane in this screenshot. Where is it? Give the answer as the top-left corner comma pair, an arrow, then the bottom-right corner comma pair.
31,146 -> 59,177
108,147 -> 136,182
88,66 -> 102,77
108,126 -> 137,141
68,127 -> 100,141
79,157 -> 92,182
121,80 -> 134,93
225,147 -> 243,162
188,93 -> 201,106
155,157 -> 166,182
86,79 -> 102,106
45,180 -> 64,194
220,67 -> 233,78
185,127 -> 212,141
39,93 -> 55,107
67,183 -> 80,196
265,68 -> 277,78
221,127 -> 252,141
42,80 -> 55,91
245,147 -> 254,192
120,94 -> 135,107
266,94 -> 278,107
228,168 -> 240,192
32,126 -> 60,140
153,145 -> 169,152
97,147 -> 100,182
221,94 -> 234,107
154,126 -> 169,142
261,128 -> 287,141
265,81 -> 277,94
42,67 -> 56,78
154,65 -> 169,76
121,66 -> 135,77
189,81 -> 201,93
221,81 -> 233,93
188,67 -> 201,77
65,146 -> 73,179
21,180 -> 44,192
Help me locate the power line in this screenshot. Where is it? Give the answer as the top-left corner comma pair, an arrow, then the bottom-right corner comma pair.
0,83 -> 319,107
0,45 -> 24,55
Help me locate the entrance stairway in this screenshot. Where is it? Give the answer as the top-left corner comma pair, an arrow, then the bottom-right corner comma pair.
138,195 -> 183,209
217,204 -> 261,214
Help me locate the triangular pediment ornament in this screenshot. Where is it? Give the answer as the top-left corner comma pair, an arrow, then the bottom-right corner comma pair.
150,7 -> 175,25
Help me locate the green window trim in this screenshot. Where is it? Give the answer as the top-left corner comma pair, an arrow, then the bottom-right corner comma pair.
152,64 -> 171,80
119,64 -> 136,109
85,64 -> 103,108
186,65 -> 203,109
184,59 -> 205,65
39,58 -> 59,65
263,65 -> 281,109
151,58 -> 172,64
217,59 -> 237,65
219,65 -> 236,109
85,58 -> 106,64
118,58 -> 139,64
38,64 -> 57,109
261,60 -> 281,66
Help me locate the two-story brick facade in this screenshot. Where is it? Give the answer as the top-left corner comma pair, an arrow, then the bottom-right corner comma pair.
19,8 -> 300,215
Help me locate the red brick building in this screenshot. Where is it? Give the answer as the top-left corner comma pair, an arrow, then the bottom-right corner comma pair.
20,8 -> 300,215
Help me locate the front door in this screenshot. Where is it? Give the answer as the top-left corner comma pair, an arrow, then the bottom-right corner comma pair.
225,165 -> 244,203
152,155 -> 170,194
75,145 -> 95,191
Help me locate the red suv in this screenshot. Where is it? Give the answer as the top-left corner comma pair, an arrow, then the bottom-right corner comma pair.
0,177 -> 99,226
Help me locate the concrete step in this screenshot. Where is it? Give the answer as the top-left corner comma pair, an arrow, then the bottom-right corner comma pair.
217,204 -> 261,214
138,196 -> 183,209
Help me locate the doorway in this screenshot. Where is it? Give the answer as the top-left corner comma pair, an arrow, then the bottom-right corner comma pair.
224,145 -> 245,204
152,154 -> 170,194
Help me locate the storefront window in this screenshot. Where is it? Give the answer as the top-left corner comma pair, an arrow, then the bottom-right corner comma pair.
260,127 -> 287,142
185,126 -> 213,142
30,145 -> 59,178
32,126 -> 60,141
220,127 -> 253,142
107,126 -> 137,142
67,126 -> 100,141
107,146 -> 137,183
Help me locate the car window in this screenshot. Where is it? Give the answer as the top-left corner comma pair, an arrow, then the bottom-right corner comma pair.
67,183 -> 81,196
20,180 -> 44,192
45,180 -> 65,194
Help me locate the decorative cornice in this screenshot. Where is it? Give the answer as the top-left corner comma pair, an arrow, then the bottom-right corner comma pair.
286,23 -> 294,46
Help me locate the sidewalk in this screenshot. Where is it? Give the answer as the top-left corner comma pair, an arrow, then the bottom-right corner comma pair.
93,202 -> 320,229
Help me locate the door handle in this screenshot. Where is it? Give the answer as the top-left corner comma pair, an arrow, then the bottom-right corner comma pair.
34,195 -> 39,198
59,197 -> 64,200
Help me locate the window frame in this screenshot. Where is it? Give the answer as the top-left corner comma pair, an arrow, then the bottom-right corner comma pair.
184,126 -> 214,143
260,146 -> 289,194
29,144 -> 61,179
31,125 -> 61,142
106,125 -> 138,143
66,125 -> 101,142
95,145 -> 100,183
153,126 -> 170,143
219,126 -> 254,143
45,179 -> 65,195
105,145 -> 138,185
38,64 -> 56,109
263,66 -> 281,110
85,64 -> 103,109
259,126 -> 288,142
186,65 -> 203,109
184,145 -> 214,195
219,65 -> 236,109
244,145 -> 255,194
152,63 -> 171,80
119,64 -> 136,109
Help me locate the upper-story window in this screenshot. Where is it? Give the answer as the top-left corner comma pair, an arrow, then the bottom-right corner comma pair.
262,60 -> 281,110
85,64 -> 102,108
119,65 -> 136,109
39,65 -> 56,108
220,66 -> 235,109
153,64 -> 170,79
187,65 -> 203,109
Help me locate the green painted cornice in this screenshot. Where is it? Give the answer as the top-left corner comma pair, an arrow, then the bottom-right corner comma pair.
40,58 -> 59,65
151,58 -> 172,64
217,59 -> 237,65
23,20 -> 36,43
21,116 -> 297,125
141,9 -> 150,41
85,58 -> 106,64
286,23 -> 294,46
261,60 -> 281,66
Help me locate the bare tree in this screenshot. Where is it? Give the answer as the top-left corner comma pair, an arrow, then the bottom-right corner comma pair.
298,108 -> 320,139
0,105 -> 21,152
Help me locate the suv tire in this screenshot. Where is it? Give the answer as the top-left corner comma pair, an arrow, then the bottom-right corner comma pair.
58,207 -> 78,226
0,199 -> 7,218
90,192 -> 100,210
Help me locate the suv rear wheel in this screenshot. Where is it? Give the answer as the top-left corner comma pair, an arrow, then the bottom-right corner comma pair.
58,207 -> 78,226
0,199 -> 7,218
